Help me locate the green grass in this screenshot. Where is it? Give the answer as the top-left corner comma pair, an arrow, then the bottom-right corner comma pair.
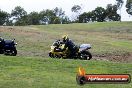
0,56 -> 131,88
0,22 -> 132,88
1,22 -> 132,57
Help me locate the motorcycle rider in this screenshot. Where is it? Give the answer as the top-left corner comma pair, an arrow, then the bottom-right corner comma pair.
61,35 -> 78,58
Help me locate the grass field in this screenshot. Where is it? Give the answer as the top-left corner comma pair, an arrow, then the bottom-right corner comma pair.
0,22 -> 132,88
0,56 -> 132,88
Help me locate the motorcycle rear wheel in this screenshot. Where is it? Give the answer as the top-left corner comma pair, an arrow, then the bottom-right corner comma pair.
80,51 -> 92,60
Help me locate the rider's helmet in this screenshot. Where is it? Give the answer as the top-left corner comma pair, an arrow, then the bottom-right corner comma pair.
62,35 -> 69,42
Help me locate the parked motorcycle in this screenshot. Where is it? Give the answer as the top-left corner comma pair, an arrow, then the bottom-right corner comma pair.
49,40 -> 92,60
0,38 -> 17,56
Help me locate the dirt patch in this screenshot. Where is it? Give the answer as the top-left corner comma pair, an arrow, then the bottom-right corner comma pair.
94,52 -> 132,63
0,26 -> 41,37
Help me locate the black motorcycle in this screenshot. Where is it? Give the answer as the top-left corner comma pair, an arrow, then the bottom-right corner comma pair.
0,39 -> 17,56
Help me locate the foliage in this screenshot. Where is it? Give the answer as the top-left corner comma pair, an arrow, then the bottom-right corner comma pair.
106,4 -> 121,21
93,7 -> 106,22
0,1 -> 132,25
71,5 -> 82,21
79,4 -> 120,23
62,16 -> 71,24
71,5 -> 82,13
27,12 -> 40,25
39,8 -> 68,24
126,0 -> 132,15
116,0 -> 124,9
0,10 -> 9,25
53,17 -> 61,24
11,6 -> 27,22
54,7 -> 65,18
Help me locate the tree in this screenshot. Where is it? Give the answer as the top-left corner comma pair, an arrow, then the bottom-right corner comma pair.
78,4 -> 121,23
14,15 -> 28,26
53,17 -> 61,24
79,12 -> 88,23
71,5 -> 81,13
79,7 -> 106,23
126,0 -> 132,15
71,5 -> 82,21
79,12 -> 92,23
93,7 -> 106,22
90,10 -> 96,22
106,4 -> 121,21
39,9 -> 55,24
28,12 -> 40,25
11,6 -> 27,20
62,16 -> 70,24
11,6 -> 27,25
54,7 -> 65,17
0,10 -> 9,25
53,7 -> 65,24
39,8 -> 67,24
116,0 -> 124,10
116,0 -> 124,21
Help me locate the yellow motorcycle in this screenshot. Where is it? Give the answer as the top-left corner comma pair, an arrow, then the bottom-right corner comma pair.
49,40 -> 92,60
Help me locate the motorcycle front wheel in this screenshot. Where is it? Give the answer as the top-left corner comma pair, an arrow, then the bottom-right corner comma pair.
11,48 -> 17,56
49,52 -> 62,58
